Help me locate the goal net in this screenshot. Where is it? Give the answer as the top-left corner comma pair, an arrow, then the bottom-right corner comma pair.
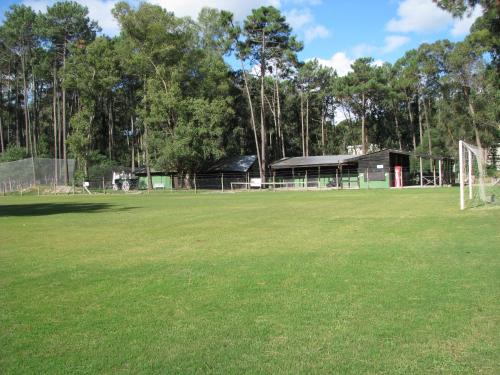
459,140 -> 499,209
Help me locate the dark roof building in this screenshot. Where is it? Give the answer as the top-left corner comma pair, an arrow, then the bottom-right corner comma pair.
269,149 -> 454,189
207,155 -> 257,173
270,155 -> 354,169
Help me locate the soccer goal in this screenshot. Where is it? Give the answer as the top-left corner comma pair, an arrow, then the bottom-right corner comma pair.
459,140 -> 499,209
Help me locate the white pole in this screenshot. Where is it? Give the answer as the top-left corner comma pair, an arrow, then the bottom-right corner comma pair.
468,149 -> 473,200
438,159 -> 442,187
459,140 -> 465,210
419,157 -> 423,187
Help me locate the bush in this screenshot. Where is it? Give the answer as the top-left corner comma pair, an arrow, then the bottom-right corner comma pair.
0,145 -> 28,162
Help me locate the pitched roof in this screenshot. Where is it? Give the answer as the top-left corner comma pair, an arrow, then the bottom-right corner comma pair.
207,155 -> 257,173
270,155 -> 355,169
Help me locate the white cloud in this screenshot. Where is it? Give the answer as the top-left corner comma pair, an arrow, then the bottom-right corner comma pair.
352,43 -> 376,58
450,6 -> 482,36
381,35 -> 410,53
304,25 -> 330,42
25,0 -> 121,35
150,0 -> 280,21
285,8 -> 314,30
314,52 -> 386,77
386,0 -> 452,33
315,52 -> 353,76
352,35 -> 409,57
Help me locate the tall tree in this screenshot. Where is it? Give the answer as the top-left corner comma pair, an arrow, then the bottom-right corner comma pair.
238,6 -> 302,180
39,0 -> 98,184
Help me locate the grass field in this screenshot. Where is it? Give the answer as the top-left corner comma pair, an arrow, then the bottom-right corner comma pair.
1,188 -> 499,374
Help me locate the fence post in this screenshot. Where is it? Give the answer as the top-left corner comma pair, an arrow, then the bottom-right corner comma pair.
366,168 -> 369,189
420,157 -> 423,187
221,173 -> 224,192
194,173 -> 197,194
20,183 -> 23,196
73,180 -> 75,195
103,177 -> 106,194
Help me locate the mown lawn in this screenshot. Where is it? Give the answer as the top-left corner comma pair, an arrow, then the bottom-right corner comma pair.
0,189 -> 499,374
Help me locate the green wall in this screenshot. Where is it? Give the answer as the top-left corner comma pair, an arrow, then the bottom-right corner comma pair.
358,173 -> 390,189
138,175 -> 172,190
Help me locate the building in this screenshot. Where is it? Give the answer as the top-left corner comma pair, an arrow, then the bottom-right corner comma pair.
270,149 -> 454,189
200,155 -> 259,190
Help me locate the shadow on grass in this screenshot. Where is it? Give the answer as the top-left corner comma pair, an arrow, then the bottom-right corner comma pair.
0,202 -> 137,217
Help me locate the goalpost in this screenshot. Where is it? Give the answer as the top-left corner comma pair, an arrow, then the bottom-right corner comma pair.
459,140 -> 499,210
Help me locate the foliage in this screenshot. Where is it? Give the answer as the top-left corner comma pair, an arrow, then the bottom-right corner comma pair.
0,1 -> 498,180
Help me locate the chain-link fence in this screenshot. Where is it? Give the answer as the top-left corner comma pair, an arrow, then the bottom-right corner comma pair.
0,158 -> 75,194
0,162 -> 459,196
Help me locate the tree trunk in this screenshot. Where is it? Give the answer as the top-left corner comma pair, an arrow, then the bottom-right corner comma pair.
15,72 -> 20,146
21,54 -> 31,154
276,80 -> 285,158
131,116 -> 135,172
417,95 -> 423,147
406,98 -> 417,151
0,84 -> 4,154
52,65 -> 58,184
423,98 -> 432,155
108,98 -> 114,160
62,40 -> 69,185
306,95 -> 309,157
321,101 -> 326,155
144,122 -> 152,191
260,31 -> 267,182
361,92 -> 366,154
464,88 -> 483,150
241,63 -> 262,174
301,93 -> 305,156
393,101 -> 402,150
32,71 -> 38,157
0,116 -> 4,154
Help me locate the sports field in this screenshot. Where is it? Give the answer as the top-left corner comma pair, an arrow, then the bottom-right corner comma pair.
1,189 -> 499,374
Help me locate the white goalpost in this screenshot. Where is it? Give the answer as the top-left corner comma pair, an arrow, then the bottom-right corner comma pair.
459,140 -> 498,210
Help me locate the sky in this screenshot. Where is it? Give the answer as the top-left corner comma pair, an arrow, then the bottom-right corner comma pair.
0,0 -> 482,76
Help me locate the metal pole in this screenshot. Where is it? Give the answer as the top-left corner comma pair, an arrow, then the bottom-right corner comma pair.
194,173 -> 197,194
438,159 -> 442,187
103,176 -> 106,194
468,149 -> 473,200
221,173 -> 224,192
459,141 -> 465,210
419,157 -> 423,187
433,159 -> 437,187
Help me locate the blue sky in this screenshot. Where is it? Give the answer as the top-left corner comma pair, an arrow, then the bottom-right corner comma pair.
1,0 -> 482,75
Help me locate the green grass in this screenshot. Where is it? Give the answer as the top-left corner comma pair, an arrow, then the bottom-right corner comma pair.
0,189 -> 499,374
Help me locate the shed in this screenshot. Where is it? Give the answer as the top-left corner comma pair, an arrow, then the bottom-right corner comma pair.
200,155 -> 259,190
270,150 -> 454,189
133,167 -> 172,189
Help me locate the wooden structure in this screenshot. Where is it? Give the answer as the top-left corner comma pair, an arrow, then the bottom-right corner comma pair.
270,150 -> 455,189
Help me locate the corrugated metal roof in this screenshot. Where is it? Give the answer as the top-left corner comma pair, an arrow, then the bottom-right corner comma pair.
270,155 -> 356,169
207,155 -> 257,173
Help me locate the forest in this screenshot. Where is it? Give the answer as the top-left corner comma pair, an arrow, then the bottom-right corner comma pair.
0,0 -> 498,183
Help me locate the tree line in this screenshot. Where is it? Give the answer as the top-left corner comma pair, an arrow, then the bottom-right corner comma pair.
0,0 -> 498,184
